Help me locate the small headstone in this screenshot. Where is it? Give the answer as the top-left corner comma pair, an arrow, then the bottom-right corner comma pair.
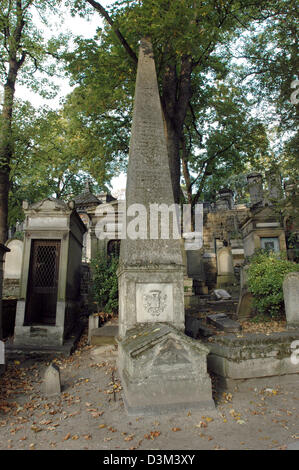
44,363 -> 61,396
88,314 -> 99,344
237,292 -> 254,320
207,313 -> 241,333
213,289 -> 231,300
283,272 -> 299,327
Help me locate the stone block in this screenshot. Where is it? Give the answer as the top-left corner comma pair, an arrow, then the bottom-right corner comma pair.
90,325 -> 118,346
207,313 -> 241,333
118,323 -> 215,415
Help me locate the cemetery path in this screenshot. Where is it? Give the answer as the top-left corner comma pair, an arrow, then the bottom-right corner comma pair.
0,332 -> 298,451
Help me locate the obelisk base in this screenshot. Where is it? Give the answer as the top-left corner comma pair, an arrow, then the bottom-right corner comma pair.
117,323 -> 215,415
117,264 -> 185,339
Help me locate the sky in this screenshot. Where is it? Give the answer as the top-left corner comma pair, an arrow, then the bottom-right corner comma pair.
15,1 -> 127,197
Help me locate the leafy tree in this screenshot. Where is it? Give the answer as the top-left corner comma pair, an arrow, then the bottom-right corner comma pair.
0,0 -> 67,242
7,102 -> 105,227
66,0 -> 287,206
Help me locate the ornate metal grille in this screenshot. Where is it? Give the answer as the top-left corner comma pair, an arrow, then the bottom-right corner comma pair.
25,240 -> 60,325
32,242 -> 59,291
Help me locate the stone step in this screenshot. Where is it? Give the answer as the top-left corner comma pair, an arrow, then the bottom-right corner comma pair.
90,325 -> 118,346
206,313 -> 241,333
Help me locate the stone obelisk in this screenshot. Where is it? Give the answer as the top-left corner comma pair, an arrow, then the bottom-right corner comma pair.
118,37 -> 185,339
117,38 -> 214,415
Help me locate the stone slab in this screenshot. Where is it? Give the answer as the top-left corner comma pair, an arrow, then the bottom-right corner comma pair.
207,313 -> 241,332
5,322 -> 84,360
207,329 -> 299,380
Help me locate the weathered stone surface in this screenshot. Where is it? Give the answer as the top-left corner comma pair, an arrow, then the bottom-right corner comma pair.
283,271 -> 299,327
88,314 -> 99,344
118,38 -> 184,339
207,313 -> 241,333
118,323 -> 214,415
120,37 -> 182,268
90,325 -> 118,346
236,291 -> 254,320
207,330 -> 299,379
44,364 -> 61,396
91,345 -> 118,361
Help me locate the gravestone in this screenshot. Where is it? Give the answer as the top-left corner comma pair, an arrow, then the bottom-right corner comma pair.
117,38 -> 214,414
44,363 -> 61,396
283,272 -> 299,328
216,246 -> 236,288
237,291 -> 254,320
119,323 -> 214,415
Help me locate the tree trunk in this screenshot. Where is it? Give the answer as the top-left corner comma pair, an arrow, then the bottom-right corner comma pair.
0,65 -> 18,244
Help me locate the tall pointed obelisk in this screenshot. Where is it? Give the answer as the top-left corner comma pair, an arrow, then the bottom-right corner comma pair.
118,37 -> 185,338
117,38 -> 214,415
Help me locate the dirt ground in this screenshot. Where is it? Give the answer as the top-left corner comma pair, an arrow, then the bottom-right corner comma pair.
0,331 -> 298,451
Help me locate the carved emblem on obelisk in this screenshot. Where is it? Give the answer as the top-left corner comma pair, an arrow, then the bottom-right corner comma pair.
143,290 -> 167,317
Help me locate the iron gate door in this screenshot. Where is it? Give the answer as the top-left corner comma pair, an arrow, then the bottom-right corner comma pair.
25,240 -> 61,325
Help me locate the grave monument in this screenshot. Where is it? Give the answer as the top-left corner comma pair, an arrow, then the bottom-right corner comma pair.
117,38 -> 214,415
11,198 -> 86,351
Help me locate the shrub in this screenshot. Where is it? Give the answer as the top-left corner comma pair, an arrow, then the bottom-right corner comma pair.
247,250 -> 299,319
90,252 -> 119,314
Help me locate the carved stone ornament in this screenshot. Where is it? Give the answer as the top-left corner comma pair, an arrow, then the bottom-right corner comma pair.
143,290 -> 167,317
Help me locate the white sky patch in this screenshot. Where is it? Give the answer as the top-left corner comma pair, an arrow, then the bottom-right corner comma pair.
15,2 -> 111,108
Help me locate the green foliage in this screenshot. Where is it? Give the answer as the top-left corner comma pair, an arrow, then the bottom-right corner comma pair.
248,250 -> 299,319
90,252 -> 119,314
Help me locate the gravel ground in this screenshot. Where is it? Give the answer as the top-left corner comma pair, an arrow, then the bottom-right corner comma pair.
0,332 -> 298,451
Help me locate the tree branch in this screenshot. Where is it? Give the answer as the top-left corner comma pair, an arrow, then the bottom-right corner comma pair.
84,0 -> 138,65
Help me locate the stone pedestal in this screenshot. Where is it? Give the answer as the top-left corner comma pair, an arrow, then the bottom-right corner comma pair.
118,323 -> 214,415
283,271 -> 299,328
